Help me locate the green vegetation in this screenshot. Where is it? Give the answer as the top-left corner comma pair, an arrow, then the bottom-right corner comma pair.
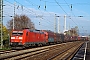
0,47 -> 11,50
0,24 -> 10,50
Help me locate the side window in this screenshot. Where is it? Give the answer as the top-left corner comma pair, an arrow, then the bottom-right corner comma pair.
26,32 -> 28,36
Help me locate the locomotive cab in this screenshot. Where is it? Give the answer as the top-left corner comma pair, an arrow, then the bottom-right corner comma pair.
10,30 -> 23,47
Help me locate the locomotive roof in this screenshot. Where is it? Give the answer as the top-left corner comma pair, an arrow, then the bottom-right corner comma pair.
29,30 -> 44,34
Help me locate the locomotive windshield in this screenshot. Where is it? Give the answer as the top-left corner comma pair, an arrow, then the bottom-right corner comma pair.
12,31 -> 23,36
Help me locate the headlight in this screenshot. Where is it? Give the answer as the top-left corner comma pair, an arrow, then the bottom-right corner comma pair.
19,37 -> 23,39
11,37 -> 15,39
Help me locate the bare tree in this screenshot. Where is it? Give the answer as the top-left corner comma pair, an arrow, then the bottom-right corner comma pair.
64,26 -> 79,36
7,14 -> 35,30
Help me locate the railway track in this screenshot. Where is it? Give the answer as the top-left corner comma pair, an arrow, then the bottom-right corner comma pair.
0,50 -> 18,55
0,41 -> 84,60
50,41 -> 83,60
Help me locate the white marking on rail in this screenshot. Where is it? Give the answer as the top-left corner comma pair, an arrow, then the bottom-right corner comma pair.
84,42 -> 87,60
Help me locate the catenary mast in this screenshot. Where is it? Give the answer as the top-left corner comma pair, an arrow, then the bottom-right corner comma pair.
0,0 -> 3,49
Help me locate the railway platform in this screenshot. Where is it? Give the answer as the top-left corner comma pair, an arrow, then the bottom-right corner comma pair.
72,40 -> 90,60
86,40 -> 90,60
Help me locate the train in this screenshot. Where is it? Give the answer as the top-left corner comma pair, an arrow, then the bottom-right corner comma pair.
78,36 -> 88,40
10,29 -> 88,49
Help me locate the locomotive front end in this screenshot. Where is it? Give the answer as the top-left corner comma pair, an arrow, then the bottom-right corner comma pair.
10,30 -> 23,47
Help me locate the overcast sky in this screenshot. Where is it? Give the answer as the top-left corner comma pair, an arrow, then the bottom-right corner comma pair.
3,0 -> 90,35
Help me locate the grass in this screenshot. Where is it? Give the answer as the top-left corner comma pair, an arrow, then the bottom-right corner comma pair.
0,46 -> 11,50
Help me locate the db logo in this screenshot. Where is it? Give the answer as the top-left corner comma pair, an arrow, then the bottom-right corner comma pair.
16,36 -> 19,39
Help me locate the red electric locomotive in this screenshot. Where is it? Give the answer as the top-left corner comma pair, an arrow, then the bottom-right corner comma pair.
10,29 -> 46,48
